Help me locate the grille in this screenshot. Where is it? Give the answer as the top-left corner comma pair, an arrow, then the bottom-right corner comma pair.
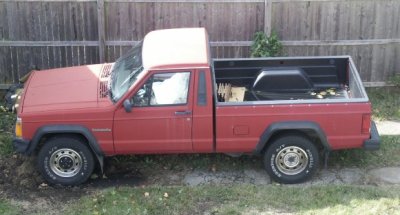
100,64 -> 112,78
99,81 -> 109,98
99,64 -> 112,99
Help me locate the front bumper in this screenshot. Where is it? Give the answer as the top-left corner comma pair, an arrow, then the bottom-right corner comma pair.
363,121 -> 380,150
13,138 -> 31,154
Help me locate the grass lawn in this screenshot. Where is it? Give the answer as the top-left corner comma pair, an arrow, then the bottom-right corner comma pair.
68,185 -> 400,215
367,87 -> 400,121
330,135 -> 400,168
0,112 -> 15,156
0,199 -> 20,215
0,87 -> 399,215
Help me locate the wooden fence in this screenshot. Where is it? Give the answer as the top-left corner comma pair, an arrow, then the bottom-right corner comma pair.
0,0 -> 399,89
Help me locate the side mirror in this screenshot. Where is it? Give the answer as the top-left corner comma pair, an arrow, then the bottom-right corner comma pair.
123,99 -> 132,113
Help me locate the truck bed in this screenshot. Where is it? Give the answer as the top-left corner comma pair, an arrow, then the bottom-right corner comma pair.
213,56 -> 367,104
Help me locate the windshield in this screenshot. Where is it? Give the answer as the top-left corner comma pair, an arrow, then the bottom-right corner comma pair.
109,41 -> 144,102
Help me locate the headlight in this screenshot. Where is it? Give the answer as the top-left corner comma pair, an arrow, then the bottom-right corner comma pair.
15,117 -> 22,138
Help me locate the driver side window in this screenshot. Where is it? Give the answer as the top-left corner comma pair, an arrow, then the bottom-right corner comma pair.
132,72 -> 190,107
131,77 -> 153,107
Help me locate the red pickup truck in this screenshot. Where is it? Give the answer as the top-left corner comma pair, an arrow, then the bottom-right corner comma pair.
13,28 -> 380,186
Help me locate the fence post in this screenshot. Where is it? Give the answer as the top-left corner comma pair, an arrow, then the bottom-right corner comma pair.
97,0 -> 106,63
264,0 -> 272,36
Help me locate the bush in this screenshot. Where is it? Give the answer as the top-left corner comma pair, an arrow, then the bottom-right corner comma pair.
250,31 -> 283,57
389,74 -> 400,87
0,112 -> 16,156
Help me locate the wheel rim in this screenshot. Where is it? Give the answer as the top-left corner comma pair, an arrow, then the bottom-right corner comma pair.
275,146 -> 308,175
49,148 -> 82,178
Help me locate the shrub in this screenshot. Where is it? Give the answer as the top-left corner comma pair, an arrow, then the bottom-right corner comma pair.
389,74 -> 400,87
250,31 -> 283,57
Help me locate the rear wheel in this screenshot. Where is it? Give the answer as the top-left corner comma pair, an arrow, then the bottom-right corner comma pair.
37,136 -> 94,186
263,135 -> 319,184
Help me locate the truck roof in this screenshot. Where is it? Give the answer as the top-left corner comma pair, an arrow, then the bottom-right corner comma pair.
142,28 -> 211,70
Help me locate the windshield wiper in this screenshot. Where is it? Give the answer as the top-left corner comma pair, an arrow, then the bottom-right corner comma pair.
108,84 -> 114,102
119,66 -> 142,88
109,66 -> 116,103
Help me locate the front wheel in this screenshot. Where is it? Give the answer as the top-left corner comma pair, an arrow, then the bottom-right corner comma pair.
37,136 -> 95,186
263,135 -> 319,184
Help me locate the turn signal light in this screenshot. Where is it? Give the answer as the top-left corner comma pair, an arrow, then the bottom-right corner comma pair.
362,114 -> 371,134
15,117 -> 22,138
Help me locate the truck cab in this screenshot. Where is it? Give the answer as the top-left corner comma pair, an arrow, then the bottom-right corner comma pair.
112,28 -> 215,154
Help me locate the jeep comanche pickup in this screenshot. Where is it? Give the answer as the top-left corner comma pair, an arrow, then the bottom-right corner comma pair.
13,28 -> 380,186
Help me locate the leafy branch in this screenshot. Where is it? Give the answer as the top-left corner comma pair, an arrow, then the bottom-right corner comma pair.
250,31 -> 283,57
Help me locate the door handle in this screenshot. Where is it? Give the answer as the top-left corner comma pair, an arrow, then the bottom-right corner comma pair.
175,110 -> 192,116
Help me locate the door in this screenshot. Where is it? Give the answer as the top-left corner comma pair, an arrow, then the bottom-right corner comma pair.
113,71 -> 193,154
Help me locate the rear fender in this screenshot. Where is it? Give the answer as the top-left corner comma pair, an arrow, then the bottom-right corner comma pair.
253,121 -> 330,155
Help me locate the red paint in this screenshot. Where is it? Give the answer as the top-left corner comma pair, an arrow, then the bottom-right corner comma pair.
215,103 -> 371,152
113,69 -> 195,154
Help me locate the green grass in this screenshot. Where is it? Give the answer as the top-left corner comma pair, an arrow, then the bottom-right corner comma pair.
0,112 -> 15,156
68,185 -> 400,215
111,135 -> 400,172
0,88 -> 399,215
111,153 -> 260,172
0,134 -> 13,156
108,135 -> 400,174
389,74 -> 400,87
55,135 -> 400,215
367,87 -> 400,121
330,135 -> 400,168
0,112 -> 15,132
0,199 -> 21,215
0,87 -> 399,165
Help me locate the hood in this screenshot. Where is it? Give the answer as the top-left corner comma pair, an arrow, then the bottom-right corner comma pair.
21,64 -> 113,113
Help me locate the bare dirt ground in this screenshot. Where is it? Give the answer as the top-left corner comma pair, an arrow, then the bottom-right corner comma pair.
0,154 -> 149,214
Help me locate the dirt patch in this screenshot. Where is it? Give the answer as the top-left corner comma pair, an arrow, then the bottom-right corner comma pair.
0,155 -> 43,193
0,155 -> 150,214
1,152 -> 400,214
0,154 -> 81,214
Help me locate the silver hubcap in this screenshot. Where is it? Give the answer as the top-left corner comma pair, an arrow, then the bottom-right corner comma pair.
275,146 -> 308,175
49,148 -> 82,177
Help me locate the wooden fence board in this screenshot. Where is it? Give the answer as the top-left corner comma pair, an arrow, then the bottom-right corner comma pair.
284,43 -> 400,83
272,0 -> 400,41
0,0 -> 399,84
0,3 -> 8,40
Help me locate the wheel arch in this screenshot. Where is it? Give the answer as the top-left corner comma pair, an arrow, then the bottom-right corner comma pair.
253,121 -> 331,155
27,125 -> 104,171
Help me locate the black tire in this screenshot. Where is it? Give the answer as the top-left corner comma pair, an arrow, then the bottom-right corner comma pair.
263,135 -> 319,184
37,136 -> 95,186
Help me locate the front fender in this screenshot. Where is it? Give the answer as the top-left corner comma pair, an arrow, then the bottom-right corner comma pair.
25,125 -> 104,172
27,125 -> 102,155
